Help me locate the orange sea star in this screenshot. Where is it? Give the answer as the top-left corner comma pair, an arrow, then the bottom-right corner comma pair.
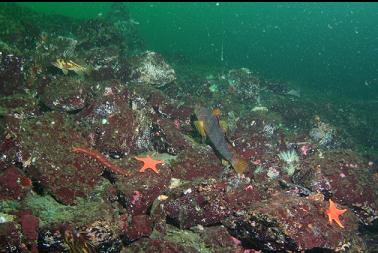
135,155 -> 164,174
326,199 -> 347,228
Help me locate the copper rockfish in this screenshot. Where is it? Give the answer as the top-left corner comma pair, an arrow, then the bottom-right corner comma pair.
52,59 -> 89,76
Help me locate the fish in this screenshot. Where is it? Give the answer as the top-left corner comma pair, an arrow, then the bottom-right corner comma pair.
52,59 -> 90,76
194,105 -> 248,174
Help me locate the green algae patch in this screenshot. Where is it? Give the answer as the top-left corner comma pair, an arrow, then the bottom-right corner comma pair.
23,180 -> 118,227
0,200 -> 20,213
152,224 -> 212,253
24,193 -> 74,227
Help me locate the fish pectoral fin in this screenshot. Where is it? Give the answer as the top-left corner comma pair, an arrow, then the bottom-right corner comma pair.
84,66 -> 93,74
201,136 -> 207,144
194,120 -> 206,139
219,120 -> 228,133
62,69 -> 68,75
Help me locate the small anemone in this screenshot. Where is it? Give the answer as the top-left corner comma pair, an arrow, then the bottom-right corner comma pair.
278,150 -> 299,176
278,149 -> 299,164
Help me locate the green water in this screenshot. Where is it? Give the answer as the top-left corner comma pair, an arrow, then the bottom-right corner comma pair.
17,2 -> 378,101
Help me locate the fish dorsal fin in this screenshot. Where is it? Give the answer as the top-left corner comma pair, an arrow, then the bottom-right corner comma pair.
212,108 -> 221,117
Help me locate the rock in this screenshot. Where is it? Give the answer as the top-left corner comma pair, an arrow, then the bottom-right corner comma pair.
78,86 -> 153,157
231,125 -> 270,162
165,180 -> 231,229
309,121 -> 337,148
163,176 -> 267,231
0,52 -> 25,96
105,2 -> 145,54
121,238 -> 197,253
40,75 -> 91,112
37,226 -> 66,253
169,146 -> 224,181
0,127 -> 20,166
147,89 -> 194,134
157,224 -> 236,253
115,166 -> 170,215
295,150 -> 378,226
0,4 -> 28,47
76,18 -> 125,50
84,46 -> 123,81
230,124 -> 278,181
270,98 -> 315,130
18,211 -> 39,253
223,192 -> 363,252
0,166 -> 32,201
151,119 -> 190,155
82,220 -> 123,252
227,68 -> 261,102
34,34 -> 80,67
14,112 -> 103,205
0,3 -> 79,52
19,212 -> 39,241
0,93 -> 39,118
0,222 -> 22,253
127,51 -> 176,87
225,181 -> 267,211
230,112 -> 279,159
121,214 -> 153,243
198,225 -> 245,253
39,220 -> 122,253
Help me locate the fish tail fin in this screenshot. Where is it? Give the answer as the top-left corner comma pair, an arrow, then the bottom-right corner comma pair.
231,156 -> 248,174
83,66 -> 92,76
75,67 -> 91,77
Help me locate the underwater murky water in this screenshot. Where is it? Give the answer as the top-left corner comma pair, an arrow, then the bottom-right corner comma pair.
19,2 -> 378,100
0,2 -> 377,253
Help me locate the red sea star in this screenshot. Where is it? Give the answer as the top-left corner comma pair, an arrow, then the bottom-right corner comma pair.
135,155 -> 164,174
326,199 -> 347,228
